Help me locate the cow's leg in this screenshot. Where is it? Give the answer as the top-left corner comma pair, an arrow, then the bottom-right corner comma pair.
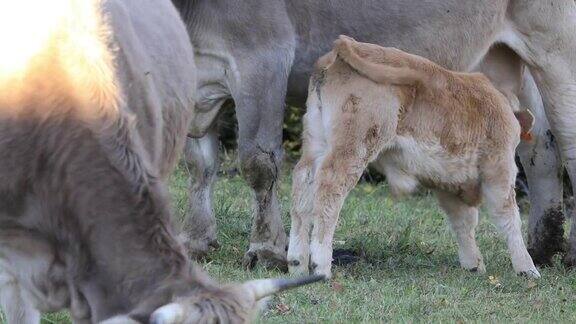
234,63 -> 292,270
0,269 -> 40,324
436,191 -> 485,273
504,0 -> 576,265
478,46 -> 565,264
182,127 -> 220,259
481,154 -> 540,278
516,71 -> 565,265
238,136 -> 287,270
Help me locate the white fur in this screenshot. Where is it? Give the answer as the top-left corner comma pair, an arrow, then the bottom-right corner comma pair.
149,303 -> 186,324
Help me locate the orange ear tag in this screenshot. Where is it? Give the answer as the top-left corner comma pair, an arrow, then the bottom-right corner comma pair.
521,131 -> 533,142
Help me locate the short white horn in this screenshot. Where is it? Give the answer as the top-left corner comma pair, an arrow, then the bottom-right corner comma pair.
243,274 -> 326,300
150,303 -> 185,324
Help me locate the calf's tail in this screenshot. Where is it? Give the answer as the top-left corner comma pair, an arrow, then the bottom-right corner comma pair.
333,36 -> 424,86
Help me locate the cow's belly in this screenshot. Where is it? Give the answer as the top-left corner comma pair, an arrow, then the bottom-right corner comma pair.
371,136 -> 479,196
286,0 -> 508,103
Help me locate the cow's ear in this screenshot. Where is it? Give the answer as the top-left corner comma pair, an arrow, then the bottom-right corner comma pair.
514,109 -> 535,141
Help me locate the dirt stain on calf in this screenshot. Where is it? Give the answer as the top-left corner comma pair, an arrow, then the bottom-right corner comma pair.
342,94 -> 360,113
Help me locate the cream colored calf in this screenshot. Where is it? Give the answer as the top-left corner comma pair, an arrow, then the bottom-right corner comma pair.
287,36 -> 539,279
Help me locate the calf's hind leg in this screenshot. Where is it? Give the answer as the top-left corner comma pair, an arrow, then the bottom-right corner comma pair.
287,152 -> 318,276
436,191 -> 485,273
288,106 -> 332,276
308,150 -> 372,278
308,96 -> 393,278
481,156 -> 540,277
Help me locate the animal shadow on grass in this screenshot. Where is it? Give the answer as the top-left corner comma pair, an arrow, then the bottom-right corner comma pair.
332,227 -> 457,273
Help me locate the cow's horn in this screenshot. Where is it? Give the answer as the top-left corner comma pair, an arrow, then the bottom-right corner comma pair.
150,303 -> 186,324
243,274 -> 326,300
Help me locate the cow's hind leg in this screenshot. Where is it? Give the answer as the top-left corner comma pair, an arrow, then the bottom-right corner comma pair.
516,71 -> 565,265
436,191 -> 485,273
0,269 -> 40,324
504,0 -> 576,265
481,155 -> 540,277
182,127 -> 220,259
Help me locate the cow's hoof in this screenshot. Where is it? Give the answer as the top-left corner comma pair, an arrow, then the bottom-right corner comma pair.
180,234 -> 220,261
242,246 -> 287,272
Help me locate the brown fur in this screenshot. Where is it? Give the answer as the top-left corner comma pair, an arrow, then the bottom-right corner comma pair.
332,35 -> 521,198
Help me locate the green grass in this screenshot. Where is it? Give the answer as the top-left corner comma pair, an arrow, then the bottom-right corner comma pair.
27,161 -> 576,322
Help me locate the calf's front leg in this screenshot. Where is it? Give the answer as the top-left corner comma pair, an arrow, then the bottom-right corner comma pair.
436,191 -> 485,273
481,155 -> 540,278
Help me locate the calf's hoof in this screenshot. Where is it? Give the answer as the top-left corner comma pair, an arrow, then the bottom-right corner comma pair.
288,259 -> 310,276
242,245 -> 287,272
463,263 -> 486,274
310,262 -> 332,279
460,258 -> 486,274
517,268 -> 541,279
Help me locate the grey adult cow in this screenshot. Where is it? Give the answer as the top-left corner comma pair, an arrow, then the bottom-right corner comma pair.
0,0 -> 321,323
174,0 -> 576,269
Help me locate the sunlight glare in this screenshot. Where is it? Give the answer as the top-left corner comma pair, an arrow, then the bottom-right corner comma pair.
0,0 -> 67,80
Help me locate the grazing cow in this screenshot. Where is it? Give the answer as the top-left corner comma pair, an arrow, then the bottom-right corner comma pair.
288,36 -> 539,279
0,0 -> 322,323
173,0 -> 576,268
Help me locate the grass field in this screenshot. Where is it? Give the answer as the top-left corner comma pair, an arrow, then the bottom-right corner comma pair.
7,159 -> 576,323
